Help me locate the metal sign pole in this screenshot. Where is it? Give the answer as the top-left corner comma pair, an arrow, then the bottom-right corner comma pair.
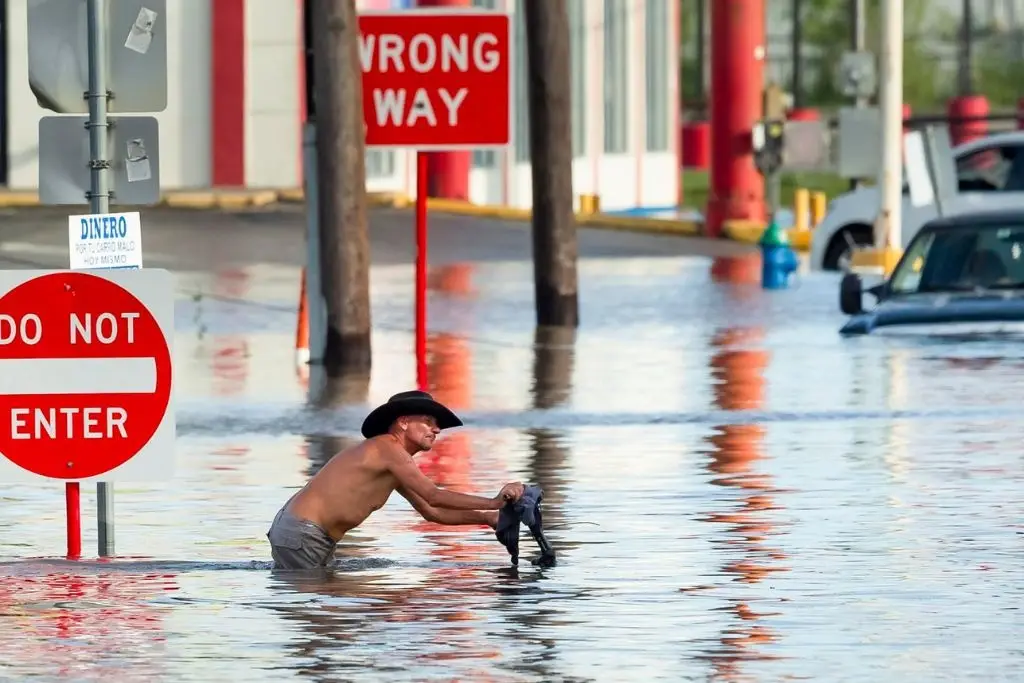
87,0 -> 115,557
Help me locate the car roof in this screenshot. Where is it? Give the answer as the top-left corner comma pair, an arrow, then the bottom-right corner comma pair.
919,209 -> 1024,233
955,130 -> 1024,154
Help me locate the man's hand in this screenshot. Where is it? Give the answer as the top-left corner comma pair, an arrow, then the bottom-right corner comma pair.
484,510 -> 499,529
498,482 -> 525,503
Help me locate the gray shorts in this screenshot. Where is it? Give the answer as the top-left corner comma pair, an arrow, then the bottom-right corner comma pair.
266,500 -> 337,570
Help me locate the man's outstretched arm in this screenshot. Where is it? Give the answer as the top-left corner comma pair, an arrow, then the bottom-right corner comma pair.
398,486 -> 498,528
384,445 -> 520,510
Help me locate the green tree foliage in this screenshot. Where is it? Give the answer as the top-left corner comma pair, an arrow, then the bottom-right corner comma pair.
973,30 -> 1024,107
678,0 -> 1020,113
795,0 -> 957,110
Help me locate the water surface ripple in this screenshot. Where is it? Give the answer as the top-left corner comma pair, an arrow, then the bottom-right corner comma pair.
1,257 -> 1021,682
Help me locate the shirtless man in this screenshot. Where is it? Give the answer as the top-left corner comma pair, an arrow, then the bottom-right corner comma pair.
266,390 -> 525,570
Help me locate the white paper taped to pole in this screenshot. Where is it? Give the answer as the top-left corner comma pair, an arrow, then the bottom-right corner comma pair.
125,7 -> 158,55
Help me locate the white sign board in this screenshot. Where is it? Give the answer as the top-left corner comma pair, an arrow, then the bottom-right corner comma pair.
68,212 -> 144,270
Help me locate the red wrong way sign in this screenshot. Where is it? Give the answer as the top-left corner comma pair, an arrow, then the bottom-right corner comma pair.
0,269 -> 174,482
359,9 -> 512,148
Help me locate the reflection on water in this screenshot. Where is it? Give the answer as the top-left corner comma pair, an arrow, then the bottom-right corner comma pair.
700,327 -> 789,680
0,564 -> 178,682
302,366 -> 370,476
305,364 -> 371,411
527,325 -> 576,538
1,254 -> 1022,681
531,325 -> 576,411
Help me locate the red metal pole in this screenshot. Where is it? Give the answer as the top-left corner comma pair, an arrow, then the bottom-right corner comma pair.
416,0 -> 472,201
66,482 -> 81,559
416,152 -> 429,392
705,0 -> 766,238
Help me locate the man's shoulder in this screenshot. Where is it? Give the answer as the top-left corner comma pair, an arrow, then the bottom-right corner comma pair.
360,435 -> 406,461
319,437 -> 400,474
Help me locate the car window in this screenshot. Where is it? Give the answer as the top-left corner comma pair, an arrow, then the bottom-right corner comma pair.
889,232 -> 935,293
890,224 -> 1024,294
956,145 -> 1018,192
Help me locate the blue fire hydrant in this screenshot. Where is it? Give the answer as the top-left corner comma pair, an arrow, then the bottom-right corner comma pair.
758,219 -> 799,289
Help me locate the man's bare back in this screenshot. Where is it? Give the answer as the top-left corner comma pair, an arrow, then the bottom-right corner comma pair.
266,391 -> 524,570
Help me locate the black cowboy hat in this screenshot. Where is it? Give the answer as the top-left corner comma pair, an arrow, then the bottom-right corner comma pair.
360,390 -> 463,438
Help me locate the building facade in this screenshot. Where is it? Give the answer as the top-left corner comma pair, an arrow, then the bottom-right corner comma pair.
2,0 -> 678,212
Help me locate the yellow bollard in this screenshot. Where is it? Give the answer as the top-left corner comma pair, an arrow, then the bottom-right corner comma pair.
810,191 -> 827,228
578,194 -> 601,215
793,188 -> 810,231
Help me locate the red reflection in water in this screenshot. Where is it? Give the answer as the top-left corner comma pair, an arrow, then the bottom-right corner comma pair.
211,268 -> 251,396
428,263 -> 476,297
210,444 -> 251,472
700,327 -> 791,679
410,327 -> 504,664
0,568 -> 178,678
417,332 -> 475,491
710,254 -> 762,288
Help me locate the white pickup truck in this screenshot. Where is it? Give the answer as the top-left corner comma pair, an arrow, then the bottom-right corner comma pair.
809,130 -> 1024,270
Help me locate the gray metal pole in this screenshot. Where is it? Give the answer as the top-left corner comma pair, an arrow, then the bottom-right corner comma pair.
792,0 -> 803,108
87,0 -> 115,558
303,122 -> 325,368
852,0 -> 866,108
695,0 -> 705,104
850,0 -> 866,190
958,0 -> 973,95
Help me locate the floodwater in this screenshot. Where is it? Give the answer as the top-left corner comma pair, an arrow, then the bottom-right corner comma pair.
1,231 -> 1022,682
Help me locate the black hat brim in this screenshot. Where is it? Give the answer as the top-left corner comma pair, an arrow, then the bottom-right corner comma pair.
360,397 -> 463,438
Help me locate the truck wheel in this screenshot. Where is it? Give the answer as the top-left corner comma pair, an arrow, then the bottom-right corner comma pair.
823,225 -> 873,271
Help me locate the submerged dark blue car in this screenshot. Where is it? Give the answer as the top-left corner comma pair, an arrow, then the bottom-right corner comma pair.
839,210 -> 1024,336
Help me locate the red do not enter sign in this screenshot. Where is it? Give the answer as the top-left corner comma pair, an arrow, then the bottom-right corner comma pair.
0,271 -> 173,481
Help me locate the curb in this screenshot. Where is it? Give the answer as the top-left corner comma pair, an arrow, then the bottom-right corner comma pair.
162,190 -> 280,210
387,194 -> 702,237
0,189 -> 291,210
0,187 -> 813,250
0,191 -> 43,208
0,188 -> 703,237
723,220 -> 812,252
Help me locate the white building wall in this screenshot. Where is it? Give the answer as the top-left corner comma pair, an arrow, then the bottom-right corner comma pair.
640,0 -> 680,210
479,0 -> 678,213
4,0 -> 212,191
244,0 -> 302,189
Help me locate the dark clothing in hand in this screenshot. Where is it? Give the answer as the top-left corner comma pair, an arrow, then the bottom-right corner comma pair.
495,485 -> 556,568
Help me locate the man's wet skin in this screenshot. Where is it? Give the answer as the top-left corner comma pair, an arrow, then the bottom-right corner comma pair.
288,413 -> 521,542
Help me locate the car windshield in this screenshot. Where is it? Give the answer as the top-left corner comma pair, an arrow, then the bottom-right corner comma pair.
889,222 -> 1024,294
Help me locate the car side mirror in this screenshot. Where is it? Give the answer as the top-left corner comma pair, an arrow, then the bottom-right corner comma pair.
865,282 -> 887,301
840,273 -> 864,315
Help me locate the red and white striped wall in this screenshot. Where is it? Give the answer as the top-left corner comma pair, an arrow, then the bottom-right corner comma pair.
211,0 -> 304,188
4,0 -> 678,213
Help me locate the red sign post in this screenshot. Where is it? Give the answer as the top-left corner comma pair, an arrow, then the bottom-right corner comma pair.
358,8 -> 512,389
0,269 -> 175,558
